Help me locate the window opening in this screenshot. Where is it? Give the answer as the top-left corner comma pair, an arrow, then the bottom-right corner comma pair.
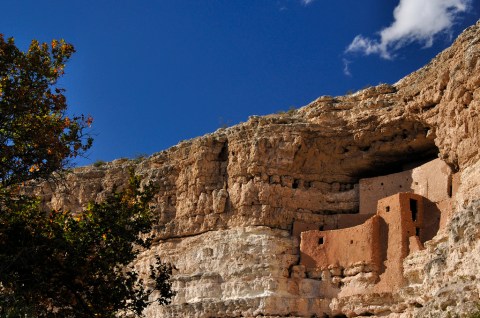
318,237 -> 324,245
447,174 -> 453,198
293,179 -> 300,189
410,199 -> 418,221
386,206 -> 390,212
415,227 -> 420,236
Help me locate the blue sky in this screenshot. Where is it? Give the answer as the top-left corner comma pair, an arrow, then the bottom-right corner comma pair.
1,0 -> 479,166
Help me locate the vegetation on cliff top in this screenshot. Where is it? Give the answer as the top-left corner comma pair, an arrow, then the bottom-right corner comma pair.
0,36 -> 174,317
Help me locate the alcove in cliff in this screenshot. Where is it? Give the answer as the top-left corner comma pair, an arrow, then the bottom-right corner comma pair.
349,122 -> 439,181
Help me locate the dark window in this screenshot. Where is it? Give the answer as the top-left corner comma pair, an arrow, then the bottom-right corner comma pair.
386,206 -> 390,212
292,179 -> 300,189
350,240 -> 353,244
415,227 -> 421,236
410,199 -> 418,221
448,174 -> 453,198
318,237 -> 324,245
319,225 -> 324,231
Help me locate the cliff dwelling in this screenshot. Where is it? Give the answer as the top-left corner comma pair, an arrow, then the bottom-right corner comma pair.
297,158 -> 458,298
26,21 -> 480,318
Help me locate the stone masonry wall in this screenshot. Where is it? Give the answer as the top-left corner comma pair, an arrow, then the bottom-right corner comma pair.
299,216 -> 381,271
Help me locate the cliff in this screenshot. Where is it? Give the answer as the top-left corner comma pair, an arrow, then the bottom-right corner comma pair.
31,20 -> 480,317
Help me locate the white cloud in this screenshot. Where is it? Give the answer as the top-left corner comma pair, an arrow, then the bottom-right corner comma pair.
346,0 -> 471,59
343,58 -> 352,77
301,0 -> 315,5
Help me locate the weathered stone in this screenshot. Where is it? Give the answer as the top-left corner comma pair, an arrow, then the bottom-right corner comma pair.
29,20 -> 480,317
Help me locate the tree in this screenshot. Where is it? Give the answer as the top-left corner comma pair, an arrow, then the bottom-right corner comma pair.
0,173 -> 175,317
0,36 -> 174,317
0,35 -> 92,188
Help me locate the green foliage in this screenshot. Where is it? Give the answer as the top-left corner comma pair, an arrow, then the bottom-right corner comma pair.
0,36 -> 174,317
276,106 -> 297,115
0,173 -> 174,317
133,154 -> 148,164
0,35 -> 93,188
93,160 -> 106,167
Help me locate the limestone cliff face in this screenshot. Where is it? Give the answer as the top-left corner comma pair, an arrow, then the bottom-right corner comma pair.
32,21 -> 480,317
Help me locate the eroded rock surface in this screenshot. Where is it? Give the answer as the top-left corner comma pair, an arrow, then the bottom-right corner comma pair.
31,21 -> 480,317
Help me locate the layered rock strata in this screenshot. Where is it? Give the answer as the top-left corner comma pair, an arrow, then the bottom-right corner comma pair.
30,20 -> 480,317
